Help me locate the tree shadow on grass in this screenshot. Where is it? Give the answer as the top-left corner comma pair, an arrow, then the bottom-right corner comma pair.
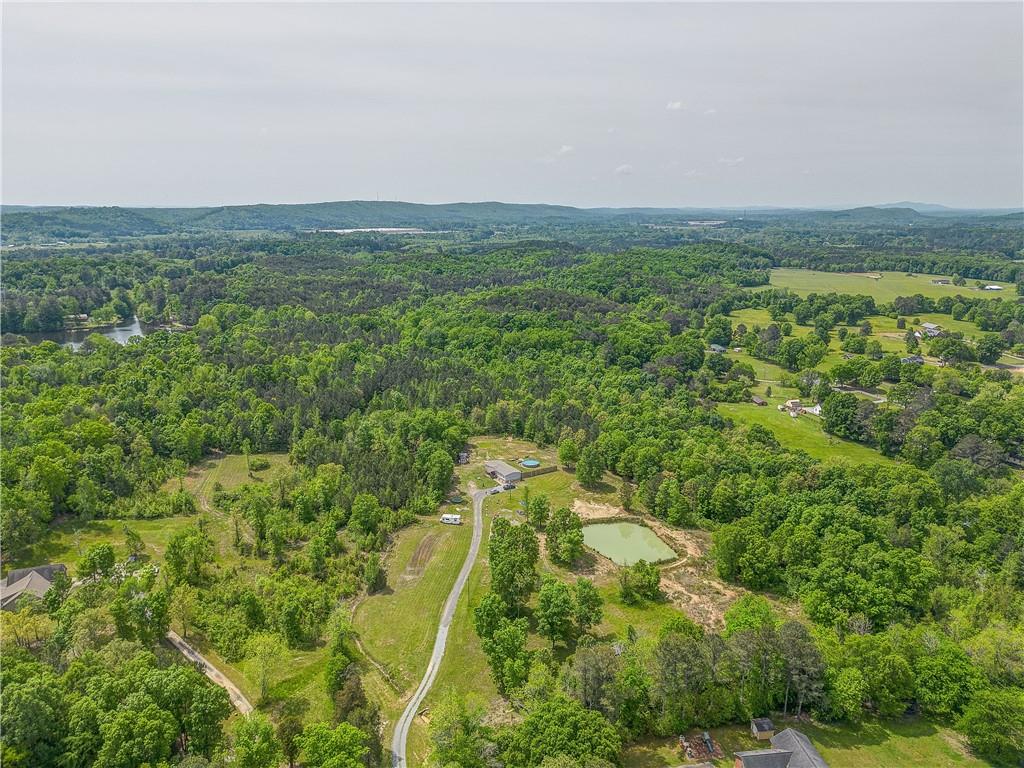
798,716 -> 939,751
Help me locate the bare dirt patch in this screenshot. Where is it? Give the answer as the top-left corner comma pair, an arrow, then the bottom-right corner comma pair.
573,499 -> 630,522
401,532 -> 439,582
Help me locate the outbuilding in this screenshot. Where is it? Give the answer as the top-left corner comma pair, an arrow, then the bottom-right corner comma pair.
751,718 -> 776,740
440,513 -> 462,525
484,460 -> 522,484
751,395 -> 768,406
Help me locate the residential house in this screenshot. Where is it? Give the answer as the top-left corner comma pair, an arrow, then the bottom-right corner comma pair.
920,322 -> 943,338
770,729 -> 830,768
734,749 -> 792,768
1,564 -> 67,611
708,343 -> 727,354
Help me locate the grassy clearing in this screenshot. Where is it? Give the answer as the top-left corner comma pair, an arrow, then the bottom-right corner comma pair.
164,451 -> 291,506
623,717 -> 989,767
718,402 -> 893,465
8,515 -> 196,573
353,518 -> 472,693
763,268 -> 1014,302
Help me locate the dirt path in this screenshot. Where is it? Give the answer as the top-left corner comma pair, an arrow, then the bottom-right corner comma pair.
166,630 -> 253,714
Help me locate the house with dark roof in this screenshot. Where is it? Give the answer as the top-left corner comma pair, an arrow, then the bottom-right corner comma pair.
708,343 -> 727,354
770,729 -> 829,768
734,749 -> 792,768
0,563 -> 67,610
752,395 -> 768,406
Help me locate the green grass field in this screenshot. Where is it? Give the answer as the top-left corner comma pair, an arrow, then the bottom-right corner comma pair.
8,515 -> 196,573
353,518 -> 472,693
764,268 -> 1015,302
718,402 -> 894,465
623,717 -> 989,767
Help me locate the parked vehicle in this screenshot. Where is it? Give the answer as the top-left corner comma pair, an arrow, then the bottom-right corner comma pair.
440,513 -> 462,525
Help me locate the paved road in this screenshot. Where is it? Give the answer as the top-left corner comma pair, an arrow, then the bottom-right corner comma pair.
166,630 -> 255,714
390,488 -> 487,767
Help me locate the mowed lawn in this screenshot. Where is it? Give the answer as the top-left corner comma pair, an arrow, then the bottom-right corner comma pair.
718,402 -> 894,465
353,517 -> 472,694
764,268 -> 1015,302
624,717 -> 990,768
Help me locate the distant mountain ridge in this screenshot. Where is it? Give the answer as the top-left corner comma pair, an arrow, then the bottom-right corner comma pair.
2,199 -> 1020,242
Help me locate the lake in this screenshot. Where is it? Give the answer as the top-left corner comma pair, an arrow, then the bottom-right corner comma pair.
582,522 -> 677,566
20,316 -> 153,351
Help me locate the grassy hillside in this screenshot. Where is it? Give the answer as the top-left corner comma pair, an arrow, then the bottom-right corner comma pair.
764,268 -> 1015,302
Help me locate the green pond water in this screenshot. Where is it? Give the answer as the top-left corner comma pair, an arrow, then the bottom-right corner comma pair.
582,522 -> 677,566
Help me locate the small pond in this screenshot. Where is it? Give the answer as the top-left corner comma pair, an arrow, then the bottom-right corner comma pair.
582,522 -> 676,566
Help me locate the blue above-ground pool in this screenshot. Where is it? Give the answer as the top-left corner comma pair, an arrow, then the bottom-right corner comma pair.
521,458 -> 540,468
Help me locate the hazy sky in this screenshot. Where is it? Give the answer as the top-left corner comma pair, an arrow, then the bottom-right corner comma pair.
3,2 -> 1022,208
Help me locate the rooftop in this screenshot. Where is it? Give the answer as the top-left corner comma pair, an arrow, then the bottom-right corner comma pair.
0,564 -> 67,610
483,459 -> 520,476
735,750 -> 793,768
771,728 -> 829,768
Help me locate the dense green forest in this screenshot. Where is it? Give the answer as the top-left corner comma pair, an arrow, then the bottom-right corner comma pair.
2,219 -> 1024,768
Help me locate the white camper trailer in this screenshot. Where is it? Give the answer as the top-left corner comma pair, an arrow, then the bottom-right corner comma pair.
440,513 -> 462,525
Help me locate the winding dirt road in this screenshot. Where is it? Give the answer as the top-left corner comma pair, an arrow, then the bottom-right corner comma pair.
390,487 -> 487,767
166,630 -> 254,714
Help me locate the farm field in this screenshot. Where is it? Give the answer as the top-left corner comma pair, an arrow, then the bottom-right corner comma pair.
762,268 -> 1015,302
623,717 -> 990,767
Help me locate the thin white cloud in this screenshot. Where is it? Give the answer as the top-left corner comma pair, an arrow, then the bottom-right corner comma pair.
665,101 -> 684,111
703,108 -> 718,116
718,156 -> 745,167
538,144 -> 575,164
614,163 -> 634,176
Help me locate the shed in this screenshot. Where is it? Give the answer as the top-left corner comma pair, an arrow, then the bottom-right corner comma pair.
751,395 -> 768,406
770,729 -> 829,768
483,460 -> 522,484
734,749 -> 792,768
751,717 -> 776,740
983,285 -> 1004,291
